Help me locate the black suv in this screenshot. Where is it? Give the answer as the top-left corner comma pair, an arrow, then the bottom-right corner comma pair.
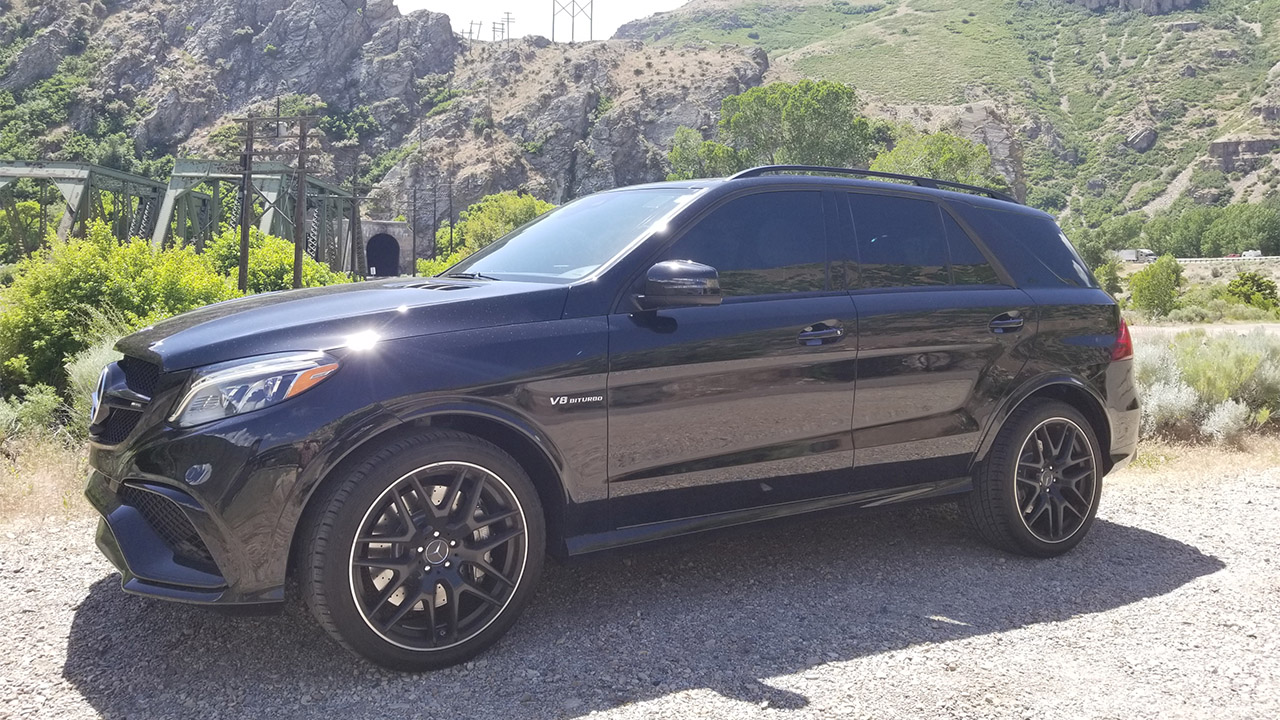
86,166 -> 1139,670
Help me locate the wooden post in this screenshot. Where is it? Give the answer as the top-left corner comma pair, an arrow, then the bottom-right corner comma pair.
293,118 -> 310,289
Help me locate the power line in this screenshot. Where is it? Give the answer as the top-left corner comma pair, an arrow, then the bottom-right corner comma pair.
551,0 -> 592,43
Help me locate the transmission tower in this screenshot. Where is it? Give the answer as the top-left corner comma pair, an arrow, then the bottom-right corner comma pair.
551,0 -> 592,43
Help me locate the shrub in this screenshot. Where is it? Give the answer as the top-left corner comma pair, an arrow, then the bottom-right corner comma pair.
416,249 -> 468,277
1226,271 -> 1278,309
205,227 -> 350,293
1095,258 -> 1122,296
1202,400 -> 1251,444
1128,255 -> 1182,317
1137,329 -> 1280,442
0,221 -> 235,390
438,191 -> 555,253
63,316 -> 129,438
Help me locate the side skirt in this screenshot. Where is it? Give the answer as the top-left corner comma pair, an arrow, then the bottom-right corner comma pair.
563,477 -> 973,556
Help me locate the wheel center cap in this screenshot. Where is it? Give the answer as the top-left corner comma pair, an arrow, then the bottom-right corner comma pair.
1039,469 -> 1056,488
422,539 -> 450,565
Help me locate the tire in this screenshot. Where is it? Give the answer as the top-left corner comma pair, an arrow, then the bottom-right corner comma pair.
302,430 -> 545,670
961,399 -> 1103,558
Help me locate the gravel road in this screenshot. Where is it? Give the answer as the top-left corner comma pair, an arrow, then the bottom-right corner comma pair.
1,462 -> 1276,719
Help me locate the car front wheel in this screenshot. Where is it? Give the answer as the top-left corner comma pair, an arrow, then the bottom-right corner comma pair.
302,430 -> 545,670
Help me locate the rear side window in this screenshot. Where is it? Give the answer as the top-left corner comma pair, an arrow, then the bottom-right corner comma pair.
951,204 -> 1096,288
662,191 -> 827,296
943,213 -> 1001,285
847,193 -> 948,287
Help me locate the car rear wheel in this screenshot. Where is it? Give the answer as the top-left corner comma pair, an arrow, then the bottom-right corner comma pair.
962,399 -> 1102,557
302,430 -> 545,670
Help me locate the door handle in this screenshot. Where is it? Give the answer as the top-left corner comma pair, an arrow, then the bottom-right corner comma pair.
989,313 -> 1024,334
798,323 -> 845,346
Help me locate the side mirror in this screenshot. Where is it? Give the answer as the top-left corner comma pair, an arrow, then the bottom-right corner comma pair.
636,260 -> 722,310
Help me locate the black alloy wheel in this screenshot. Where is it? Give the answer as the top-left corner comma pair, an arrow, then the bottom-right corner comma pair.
349,461 -> 528,650
303,430 -> 545,671
1013,418 -> 1097,544
962,399 -> 1103,557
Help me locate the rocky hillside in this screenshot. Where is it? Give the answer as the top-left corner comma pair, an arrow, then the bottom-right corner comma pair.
0,0 -> 764,229
617,0 -> 1280,223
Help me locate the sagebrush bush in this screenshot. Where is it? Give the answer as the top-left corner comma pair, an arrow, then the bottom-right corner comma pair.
0,221 -> 236,390
205,227 -> 350,293
1140,380 -> 1198,438
1137,329 -> 1280,443
1202,400 -> 1251,444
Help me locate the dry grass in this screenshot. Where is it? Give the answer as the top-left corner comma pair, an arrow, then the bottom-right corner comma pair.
0,435 -> 90,528
1117,435 -> 1280,478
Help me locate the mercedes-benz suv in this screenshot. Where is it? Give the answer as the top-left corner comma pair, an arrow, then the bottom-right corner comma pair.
86,166 -> 1139,670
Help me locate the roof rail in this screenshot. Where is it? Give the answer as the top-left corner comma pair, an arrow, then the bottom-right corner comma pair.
728,165 -> 1019,204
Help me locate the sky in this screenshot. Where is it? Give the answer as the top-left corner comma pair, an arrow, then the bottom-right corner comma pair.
395,0 -> 688,42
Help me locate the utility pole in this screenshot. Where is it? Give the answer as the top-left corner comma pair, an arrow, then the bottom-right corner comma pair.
292,117 -> 311,289
502,11 -> 514,45
235,115 -> 255,293
233,114 -> 321,292
410,184 -> 419,276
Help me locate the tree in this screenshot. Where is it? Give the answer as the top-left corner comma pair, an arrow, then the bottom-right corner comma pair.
435,191 -> 555,255
667,127 -> 744,181
1202,204 -> 1280,257
1128,254 -> 1183,317
666,80 -> 887,179
1227,271 -> 1279,309
1069,213 -> 1143,270
869,131 -> 1007,189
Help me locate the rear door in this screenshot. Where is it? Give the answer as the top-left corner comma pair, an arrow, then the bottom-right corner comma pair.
840,191 -> 1037,489
606,190 -> 859,527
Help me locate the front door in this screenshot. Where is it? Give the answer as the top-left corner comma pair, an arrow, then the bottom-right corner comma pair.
606,190 -> 859,528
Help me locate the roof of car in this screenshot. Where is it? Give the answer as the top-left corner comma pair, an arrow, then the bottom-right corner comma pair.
610,174 -> 1053,221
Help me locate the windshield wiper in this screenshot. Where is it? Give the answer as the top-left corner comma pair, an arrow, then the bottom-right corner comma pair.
445,272 -> 502,281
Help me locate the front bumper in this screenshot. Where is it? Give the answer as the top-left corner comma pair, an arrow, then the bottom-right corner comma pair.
84,361 -> 403,607
86,470 -> 283,605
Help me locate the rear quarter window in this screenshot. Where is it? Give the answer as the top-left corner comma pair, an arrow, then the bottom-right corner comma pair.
951,204 -> 1097,289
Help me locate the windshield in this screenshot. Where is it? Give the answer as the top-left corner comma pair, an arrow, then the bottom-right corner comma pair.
446,188 -> 701,283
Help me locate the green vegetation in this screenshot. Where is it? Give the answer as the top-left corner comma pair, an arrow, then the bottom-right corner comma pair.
630,0 -> 1280,227
1136,330 -> 1280,443
667,80 -> 887,179
869,130 -> 1006,189
205,227 -> 351,294
0,222 -> 236,391
414,191 -> 556,275
1128,255 -> 1184,317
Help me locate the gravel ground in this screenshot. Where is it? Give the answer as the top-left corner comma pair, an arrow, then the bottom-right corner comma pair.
1,459 -> 1276,720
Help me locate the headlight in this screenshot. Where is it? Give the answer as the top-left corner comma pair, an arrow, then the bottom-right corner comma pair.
170,352 -> 340,428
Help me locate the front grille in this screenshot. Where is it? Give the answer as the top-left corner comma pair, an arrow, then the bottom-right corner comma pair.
119,486 -> 217,571
99,408 -> 143,445
119,356 -> 160,397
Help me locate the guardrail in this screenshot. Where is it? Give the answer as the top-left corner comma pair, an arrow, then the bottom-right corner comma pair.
1175,256 -> 1280,264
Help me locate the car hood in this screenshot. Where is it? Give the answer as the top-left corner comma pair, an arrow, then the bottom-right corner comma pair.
116,277 -> 570,371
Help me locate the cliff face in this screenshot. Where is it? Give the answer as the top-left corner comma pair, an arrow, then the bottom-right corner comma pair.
1066,0 -> 1200,13
0,0 -> 770,230
370,39 -> 767,229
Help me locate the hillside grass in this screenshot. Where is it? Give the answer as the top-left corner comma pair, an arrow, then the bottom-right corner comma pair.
625,0 -> 1280,223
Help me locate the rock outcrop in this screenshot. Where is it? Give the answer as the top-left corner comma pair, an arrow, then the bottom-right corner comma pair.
371,39 -> 768,232
1066,0 -> 1200,13
1208,137 -> 1280,172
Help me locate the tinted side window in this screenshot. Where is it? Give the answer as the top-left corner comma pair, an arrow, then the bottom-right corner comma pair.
848,193 -> 948,288
943,213 -> 1001,285
663,191 -> 827,296
951,203 -> 1097,288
